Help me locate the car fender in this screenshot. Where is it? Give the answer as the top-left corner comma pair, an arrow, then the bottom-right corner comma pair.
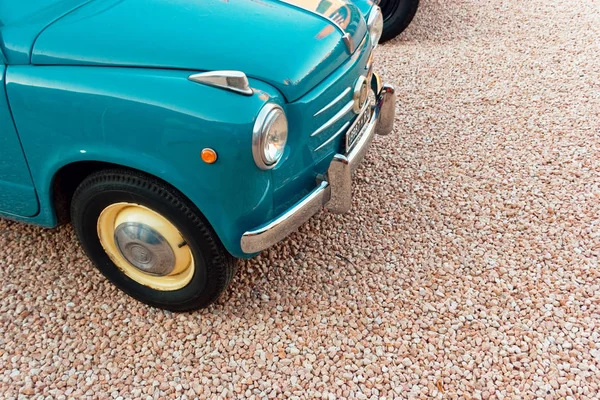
6,65 -> 285,257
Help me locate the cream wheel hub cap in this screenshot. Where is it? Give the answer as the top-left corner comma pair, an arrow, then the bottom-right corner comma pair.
97,203 -> 194,291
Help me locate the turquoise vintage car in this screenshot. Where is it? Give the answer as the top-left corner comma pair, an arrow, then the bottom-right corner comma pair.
0,0 -> 395,311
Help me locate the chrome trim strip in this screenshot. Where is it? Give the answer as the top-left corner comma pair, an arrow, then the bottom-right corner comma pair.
342,33 -> 355,53
315,121 -> 350,151
188,71 -> 253,96
314,87 -> 351,117
240,73 -> 396,253
310,100 -> 354,137
356,34 -> 368,57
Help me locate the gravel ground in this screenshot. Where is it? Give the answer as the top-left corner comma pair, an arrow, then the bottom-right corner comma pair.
2,0 -> 600,398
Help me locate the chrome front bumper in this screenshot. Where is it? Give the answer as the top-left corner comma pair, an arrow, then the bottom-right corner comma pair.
240,74 -> 395,254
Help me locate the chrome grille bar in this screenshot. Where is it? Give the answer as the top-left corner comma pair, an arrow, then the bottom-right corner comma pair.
310,100 -> 354,137
314,87 -> 351,117
315,121 -> 350,151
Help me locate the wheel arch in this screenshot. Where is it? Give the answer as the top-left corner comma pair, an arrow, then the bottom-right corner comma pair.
49,158 -> 227,251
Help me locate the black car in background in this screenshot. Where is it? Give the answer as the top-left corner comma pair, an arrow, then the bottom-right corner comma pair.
379,0 -> 419,42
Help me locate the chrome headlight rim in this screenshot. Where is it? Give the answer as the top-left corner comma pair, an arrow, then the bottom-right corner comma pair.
367,6 -> 384,46
252,103 -> 288,170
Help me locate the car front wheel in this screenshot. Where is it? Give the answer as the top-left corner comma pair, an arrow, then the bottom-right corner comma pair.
70,169 -> 236,311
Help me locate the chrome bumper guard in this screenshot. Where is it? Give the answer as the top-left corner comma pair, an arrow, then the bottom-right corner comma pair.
241,74 -> 395,254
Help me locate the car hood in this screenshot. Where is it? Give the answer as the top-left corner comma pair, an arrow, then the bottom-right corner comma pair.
31,0 -> 368,101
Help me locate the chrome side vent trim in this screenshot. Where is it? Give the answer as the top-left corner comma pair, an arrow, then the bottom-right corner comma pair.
311,100 -> 354,137
188,71 -> 253,96
314,87 -> 351,117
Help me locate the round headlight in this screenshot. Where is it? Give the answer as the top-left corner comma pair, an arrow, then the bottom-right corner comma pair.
368,6 -> 384,46
252,104 -> 288,169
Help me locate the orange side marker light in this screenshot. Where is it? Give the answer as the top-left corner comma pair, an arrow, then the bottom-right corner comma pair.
201,148 -> 218,164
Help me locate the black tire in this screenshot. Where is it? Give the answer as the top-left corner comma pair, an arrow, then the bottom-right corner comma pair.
71,169 -> 236,312
379,0 -> 419,43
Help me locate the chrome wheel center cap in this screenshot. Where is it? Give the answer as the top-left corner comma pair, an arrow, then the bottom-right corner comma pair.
114,222 -> 176,276
130,244 -> 153,264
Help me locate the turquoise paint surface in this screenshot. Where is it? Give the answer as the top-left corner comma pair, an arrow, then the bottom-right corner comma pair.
31,0 -> 365,102
0,64 -> 40,216
0,0 -> 91,64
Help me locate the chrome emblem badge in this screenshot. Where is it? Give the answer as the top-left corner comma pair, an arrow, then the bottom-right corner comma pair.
353,75 -> 369,114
